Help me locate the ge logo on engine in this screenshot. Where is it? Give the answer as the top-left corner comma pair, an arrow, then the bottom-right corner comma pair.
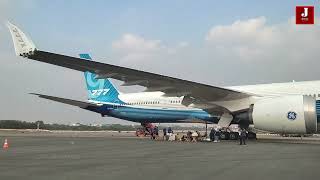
287,111 -> 297,120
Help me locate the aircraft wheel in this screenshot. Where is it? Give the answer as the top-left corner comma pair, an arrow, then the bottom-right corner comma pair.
220,132 -> 230,140
229,132 -> 239,140
247,132 -> 257,140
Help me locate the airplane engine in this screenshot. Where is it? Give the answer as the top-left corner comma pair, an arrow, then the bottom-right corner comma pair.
250,95 -> 317,134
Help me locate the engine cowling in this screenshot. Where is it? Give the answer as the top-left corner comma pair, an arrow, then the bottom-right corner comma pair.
250,95 -> 317,134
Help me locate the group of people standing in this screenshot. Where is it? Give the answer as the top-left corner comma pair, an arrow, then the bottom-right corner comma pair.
150,125 -> 248,145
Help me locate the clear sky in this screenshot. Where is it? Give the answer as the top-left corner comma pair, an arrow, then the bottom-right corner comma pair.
0,0 -> 319,125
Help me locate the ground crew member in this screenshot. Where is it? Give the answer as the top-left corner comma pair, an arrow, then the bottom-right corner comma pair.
154,126 -> 159,136
187,131 -> 192,142
214,128 -> 220,142
239,128 -> 247,145
209,128 -> 215,141
150,127 -> 155,140
163,128 -> 167,140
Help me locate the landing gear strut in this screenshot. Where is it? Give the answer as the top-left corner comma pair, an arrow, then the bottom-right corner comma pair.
205,121 -> 208,138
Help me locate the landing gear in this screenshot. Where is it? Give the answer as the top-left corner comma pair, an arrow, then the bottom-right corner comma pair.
247,131 -> 257,140
220,131 -> 230,140
229,132 -> 239,140
205,121 -> 208,138
219,131 -> 256,140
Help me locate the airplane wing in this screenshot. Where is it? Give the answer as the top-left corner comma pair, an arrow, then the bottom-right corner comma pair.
7,22 -> 252,113
30,93 -> 101,108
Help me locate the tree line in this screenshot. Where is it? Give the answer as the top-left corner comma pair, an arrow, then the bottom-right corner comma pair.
0,120 -> 138,131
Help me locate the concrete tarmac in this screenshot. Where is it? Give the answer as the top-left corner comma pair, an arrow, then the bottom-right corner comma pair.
0,135 -> 320,180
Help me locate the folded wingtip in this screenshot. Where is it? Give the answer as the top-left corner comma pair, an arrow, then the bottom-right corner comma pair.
7,22 -> 37,57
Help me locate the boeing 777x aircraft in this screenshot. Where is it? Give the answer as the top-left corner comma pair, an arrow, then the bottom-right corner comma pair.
7,22 -> 320,134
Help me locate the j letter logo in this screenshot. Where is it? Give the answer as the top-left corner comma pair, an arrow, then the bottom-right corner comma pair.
296,6 -> 314,24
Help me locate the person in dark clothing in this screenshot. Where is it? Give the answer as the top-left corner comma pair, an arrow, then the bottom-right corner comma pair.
154,126 -> 159,136
162,128 -> 167,140
209,128 -> 216,141
163,128 -> 167,136
168,127 -> 173,134
215,129 -> 221,142
150,127 -> 155,140
187,131 -> 192,142
239,128 -> 247,145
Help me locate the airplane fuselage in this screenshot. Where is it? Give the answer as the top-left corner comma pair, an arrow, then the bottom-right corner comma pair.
86,80 -> 320,124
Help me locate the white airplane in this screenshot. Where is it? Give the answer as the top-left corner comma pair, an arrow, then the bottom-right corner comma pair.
7,22 -> 319,134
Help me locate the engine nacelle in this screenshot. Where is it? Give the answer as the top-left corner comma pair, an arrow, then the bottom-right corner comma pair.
250,95 -> 317,134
